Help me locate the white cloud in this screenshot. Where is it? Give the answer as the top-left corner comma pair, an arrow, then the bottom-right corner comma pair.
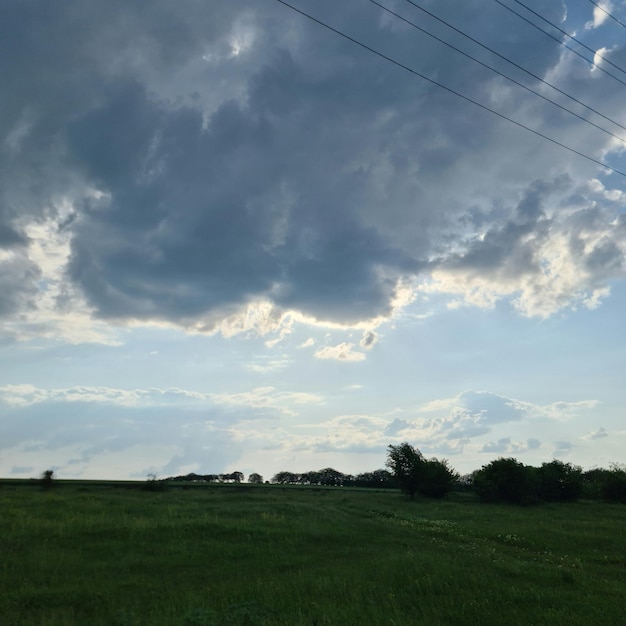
588,178 -> 626,203
211,386 -> 323,416
0,383 -> 323,417
423,199 -> 626,318
592,46 -> 610,70
585,3 -> 612,29
0,384 -> 206,408
541,400 -> 601,421
246,357 -> 291,373
314,342 -> 366,362
226,389 -> 600,464
0,207 -> 121,345
581,427 -> 608,440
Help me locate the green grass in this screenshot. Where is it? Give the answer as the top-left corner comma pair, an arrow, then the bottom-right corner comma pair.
0,482 -> 624,625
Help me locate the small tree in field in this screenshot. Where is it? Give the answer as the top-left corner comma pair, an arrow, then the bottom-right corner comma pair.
41,469 -> 54,490
248,473 -> 264,484
386,443 -> 458,499
386,443 -> 425,499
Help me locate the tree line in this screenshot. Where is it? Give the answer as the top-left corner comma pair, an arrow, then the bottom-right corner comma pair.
388,443 -> 626,504
39,441 -> 625,504
166,472 -> 245,483
161,442 -> 626,504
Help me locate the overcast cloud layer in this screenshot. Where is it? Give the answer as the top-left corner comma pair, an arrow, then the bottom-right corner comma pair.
1,0 -> 625,479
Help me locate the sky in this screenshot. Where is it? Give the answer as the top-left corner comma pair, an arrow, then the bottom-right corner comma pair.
1,0 -> 625,481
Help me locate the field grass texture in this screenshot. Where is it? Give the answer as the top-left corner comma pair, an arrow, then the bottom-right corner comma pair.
1,482 -> 624,625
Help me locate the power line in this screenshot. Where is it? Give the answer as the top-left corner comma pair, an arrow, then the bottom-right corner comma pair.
492,0 -> 626,88
272,0 -> 626,178
511,0 -> 626,75
399,0 -> 626,134
585,0 -> 626,31
367,0 -> 626,145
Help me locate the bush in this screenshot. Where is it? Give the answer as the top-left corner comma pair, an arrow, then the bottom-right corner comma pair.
582,466 -> 626,503
537,460 -> 582,502
602,468 -> 626,503
599,465 -> 626,504
420,459 -> 459,498
582,468 -> 608,500
472,458 -> 538,504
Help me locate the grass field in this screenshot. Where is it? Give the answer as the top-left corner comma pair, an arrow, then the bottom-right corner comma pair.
1,481 -> 624,625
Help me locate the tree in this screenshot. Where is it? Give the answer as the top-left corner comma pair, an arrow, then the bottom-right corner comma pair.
248,473 -> 264,484
386,443 -> 426,499
352,469 -> 395,489
386,443 -> 457,499
317,468 -> 346,487
219,472 -> 244,483
271,471 -> 299,484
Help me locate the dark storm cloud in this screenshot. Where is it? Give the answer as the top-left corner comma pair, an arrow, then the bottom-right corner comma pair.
1,0 -> 624,328
63,74 -> 419,323
0,224 -> 27,248
440,178 -> 565,277
58,25 -> 435,325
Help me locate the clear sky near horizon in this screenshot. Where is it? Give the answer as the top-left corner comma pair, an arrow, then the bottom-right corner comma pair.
1,0 -> 625,481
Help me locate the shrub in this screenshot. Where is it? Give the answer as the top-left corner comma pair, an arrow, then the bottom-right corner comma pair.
601,465 -> 626,504
537,460 -> 583,502
582,465 -> 626,503
420,459 -> 459,498
472,458 -> 538,504
582,468 -> 609,500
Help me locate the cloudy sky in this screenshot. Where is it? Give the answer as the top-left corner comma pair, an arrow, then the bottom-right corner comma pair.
1,0 -> 625,481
